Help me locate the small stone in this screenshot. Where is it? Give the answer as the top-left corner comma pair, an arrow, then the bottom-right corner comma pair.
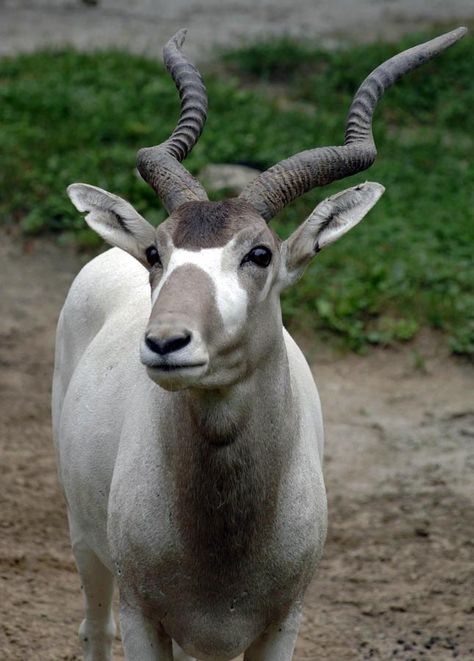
414,527 -> 430,537
200,163 -> 261,194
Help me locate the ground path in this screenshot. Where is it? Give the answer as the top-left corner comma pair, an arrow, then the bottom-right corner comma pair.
1,0 -> 473,59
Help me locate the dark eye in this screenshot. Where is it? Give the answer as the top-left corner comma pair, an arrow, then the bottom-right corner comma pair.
241,246 -> 272,268
145,245 -> 161,267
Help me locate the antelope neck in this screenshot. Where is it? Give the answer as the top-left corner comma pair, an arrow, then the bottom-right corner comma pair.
168,332 -> 294,447
160,334 -> 297,569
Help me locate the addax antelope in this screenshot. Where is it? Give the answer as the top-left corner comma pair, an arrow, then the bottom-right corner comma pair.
53,27 -> 466,661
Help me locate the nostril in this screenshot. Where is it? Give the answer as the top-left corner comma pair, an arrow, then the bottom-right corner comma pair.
145,332 -> 192,356
162,333 -> 192,355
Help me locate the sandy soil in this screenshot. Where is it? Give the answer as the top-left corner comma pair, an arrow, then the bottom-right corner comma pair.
0,232 -> 473,660
1,4 -> 473,658
1,0 -> 473,60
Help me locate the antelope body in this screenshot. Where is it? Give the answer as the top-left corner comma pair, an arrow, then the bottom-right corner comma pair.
53,28 -> 466,660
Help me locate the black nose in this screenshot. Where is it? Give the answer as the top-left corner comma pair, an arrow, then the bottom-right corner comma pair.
145,331 -> 192,356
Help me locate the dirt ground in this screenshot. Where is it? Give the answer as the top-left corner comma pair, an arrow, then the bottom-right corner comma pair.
1,0 -> 474,60
0,231 -> 473,661
1,4 -> 474,658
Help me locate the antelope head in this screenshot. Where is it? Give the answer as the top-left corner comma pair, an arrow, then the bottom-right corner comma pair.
68,27 -> 466,390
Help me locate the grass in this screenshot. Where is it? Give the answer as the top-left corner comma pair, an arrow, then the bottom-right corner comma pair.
0,30 -> 473,355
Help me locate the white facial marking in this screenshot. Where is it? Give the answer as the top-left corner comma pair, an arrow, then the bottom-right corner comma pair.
259,267 -> 273,302
151,242 -> 248,335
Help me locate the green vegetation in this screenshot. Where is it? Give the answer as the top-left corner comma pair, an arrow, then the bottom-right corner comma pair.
1,30 -> 473,354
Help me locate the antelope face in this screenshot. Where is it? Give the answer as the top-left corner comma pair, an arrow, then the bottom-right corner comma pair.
68,182 -> 384,391
140,199 -> 283,389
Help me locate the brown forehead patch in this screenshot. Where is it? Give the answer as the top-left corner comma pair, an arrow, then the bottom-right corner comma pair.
169,198 -> 266,250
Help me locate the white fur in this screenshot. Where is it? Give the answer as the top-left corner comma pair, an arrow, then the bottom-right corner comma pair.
152,244 -> 248,335
53,248 -> 326,661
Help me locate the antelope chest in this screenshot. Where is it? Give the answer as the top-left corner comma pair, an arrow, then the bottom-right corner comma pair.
107,434 -> 325,659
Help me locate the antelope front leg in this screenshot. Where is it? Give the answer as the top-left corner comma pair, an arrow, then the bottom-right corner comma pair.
69,517 -> 116,661
243,603 -> 302,661
119,602 -> 173,660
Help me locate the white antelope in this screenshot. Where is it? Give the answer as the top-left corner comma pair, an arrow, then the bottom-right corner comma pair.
53,27 -> 466,661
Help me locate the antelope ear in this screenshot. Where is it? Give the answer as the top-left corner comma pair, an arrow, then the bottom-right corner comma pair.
280,182 -> 385,287
67,183 -> 157,266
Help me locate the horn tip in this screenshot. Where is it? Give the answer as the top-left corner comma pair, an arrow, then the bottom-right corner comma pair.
171,28 -> 188,49
451,26 -> 468,39
443,25 -> 468,45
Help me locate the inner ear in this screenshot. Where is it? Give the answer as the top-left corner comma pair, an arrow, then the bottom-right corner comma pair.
68,183 -> 156,266
311,182 -> 385,251
280,182 -> 385,286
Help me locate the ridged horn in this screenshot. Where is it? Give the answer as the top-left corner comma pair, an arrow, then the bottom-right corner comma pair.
239,27 -> 467,221
137,29 -> 209,214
